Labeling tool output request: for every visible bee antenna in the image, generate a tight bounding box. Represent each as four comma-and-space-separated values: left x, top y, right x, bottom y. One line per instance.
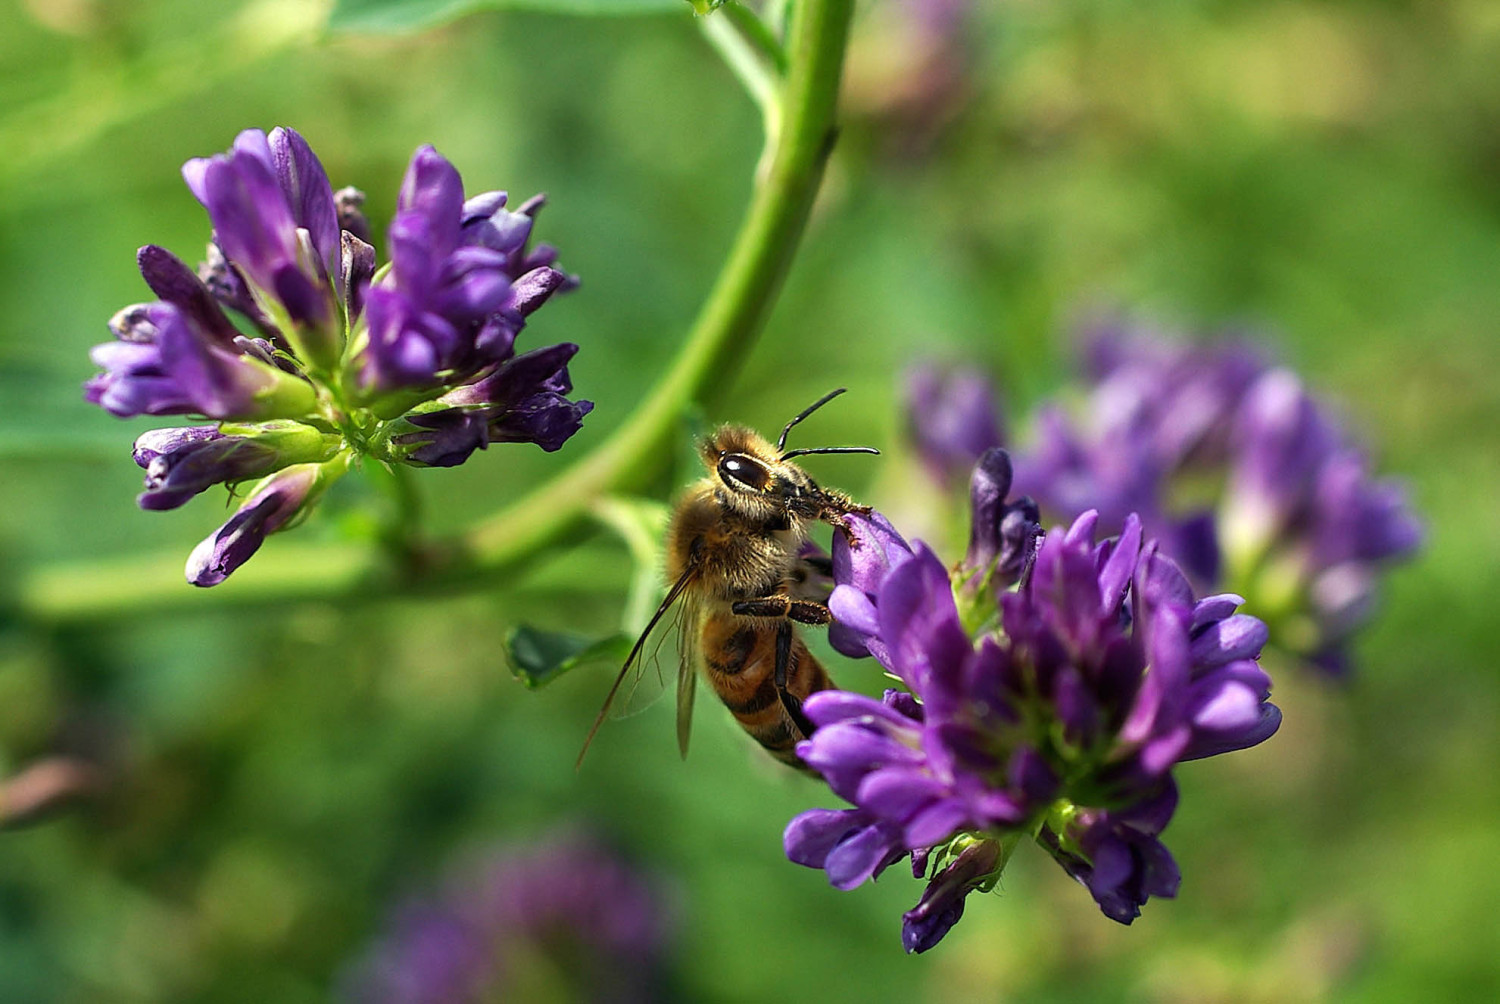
777, 388, 848, 452
780, 446, 881, 459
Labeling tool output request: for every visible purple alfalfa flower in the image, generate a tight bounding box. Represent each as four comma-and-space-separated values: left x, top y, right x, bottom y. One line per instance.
826, 511, 916, 661
182, 127, 344, 365
352, 148, 572, 406
89, 127, 592, 586
904, 363, 1004, 488
185, 455, 352, 587
340, 833, 673, 1004
901, 835, 1007, 954
388, 343, 593, 467
1038, 780, 1181, 925
788, 505, 1280, 948
85, 299, 317, 421
825, 449, 1039, 658
1010, 320, 1266, 589
132, 421, 339, 510
1009, 513, 1282, 778
1220, 369, 1423, 672
1010, 320, 1421, 674
783, 689, 926, 890
961, 447, 1042, 595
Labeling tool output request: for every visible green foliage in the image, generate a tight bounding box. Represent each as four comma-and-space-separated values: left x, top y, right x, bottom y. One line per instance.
506, 624, 631, 688
329, 0, 684, 33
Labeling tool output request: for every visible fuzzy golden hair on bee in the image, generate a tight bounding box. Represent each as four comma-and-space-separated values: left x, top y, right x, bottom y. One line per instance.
578, 388, 880, 772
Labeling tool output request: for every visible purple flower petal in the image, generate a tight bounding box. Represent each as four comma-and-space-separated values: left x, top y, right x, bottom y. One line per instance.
1189, 613, 1268, 669
878, 545, 970, 691
824, 821, 905, 891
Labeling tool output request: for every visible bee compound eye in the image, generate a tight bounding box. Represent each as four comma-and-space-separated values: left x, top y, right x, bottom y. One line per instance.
718, 454, 769, 491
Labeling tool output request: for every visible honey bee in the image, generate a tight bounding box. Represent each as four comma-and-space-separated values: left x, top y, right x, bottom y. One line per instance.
579, 389, 877, 771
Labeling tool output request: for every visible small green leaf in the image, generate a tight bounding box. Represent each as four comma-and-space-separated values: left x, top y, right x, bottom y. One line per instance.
686, 0, 727, 14
506, 625, 632, 689
329, 0, 685, 33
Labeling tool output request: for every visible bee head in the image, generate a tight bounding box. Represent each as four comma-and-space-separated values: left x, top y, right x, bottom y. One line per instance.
702, 426, 813, 519
701, 392, 880, 523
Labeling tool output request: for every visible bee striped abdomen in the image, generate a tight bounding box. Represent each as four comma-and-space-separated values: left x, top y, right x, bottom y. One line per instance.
700, 613, 834, 769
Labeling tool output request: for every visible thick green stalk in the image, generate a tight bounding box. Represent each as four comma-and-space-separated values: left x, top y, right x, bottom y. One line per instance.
14, 0, 855, 626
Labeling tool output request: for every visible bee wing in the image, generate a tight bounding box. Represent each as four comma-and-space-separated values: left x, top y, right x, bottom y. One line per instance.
675, 590, 703, 759
576, 565, 698, 771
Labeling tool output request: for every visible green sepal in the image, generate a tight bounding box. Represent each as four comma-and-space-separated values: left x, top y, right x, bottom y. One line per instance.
217, 420, 344, 465
920, 831, 1014, 894
506, 625, 633, 689
244, 358, 319, 421
250, 451, 356, 536
1041, 799, 1085, 858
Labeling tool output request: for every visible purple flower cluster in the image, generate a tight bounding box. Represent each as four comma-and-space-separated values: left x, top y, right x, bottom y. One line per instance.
341, 833, 673, 1004
85, 128, 591, 585
1218, 370, 1423, 673
787, 451, 1280, 950
904, 320, 1422, 673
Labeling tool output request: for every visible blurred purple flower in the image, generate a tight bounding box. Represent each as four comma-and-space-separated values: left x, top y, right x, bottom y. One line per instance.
788, 501, 1280, 947
843, 0, 977, 155
342, 834, 673, 1004
1013, 321, 1266, 586
919, 317, 1422, 673
1222, 370, 1422, 672
904, 363, 1003, 487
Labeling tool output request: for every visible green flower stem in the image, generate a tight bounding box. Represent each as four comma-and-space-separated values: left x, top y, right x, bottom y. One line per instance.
365, 460, 426, 564
702, 8, 783, 139
723, 1, 790, 74
703, 2, 791, 140
14, 0, 855, 626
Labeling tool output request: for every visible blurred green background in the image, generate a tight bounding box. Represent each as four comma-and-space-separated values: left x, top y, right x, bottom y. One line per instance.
1, 0, 1497, 999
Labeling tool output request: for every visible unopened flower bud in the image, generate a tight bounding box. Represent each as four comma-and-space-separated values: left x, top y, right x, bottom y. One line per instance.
133, 421, 340, 510
186, 453, 352, 586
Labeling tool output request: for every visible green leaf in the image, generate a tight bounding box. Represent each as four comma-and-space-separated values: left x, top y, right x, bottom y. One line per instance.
329, 0, 685, 33
505, 625, 632, 689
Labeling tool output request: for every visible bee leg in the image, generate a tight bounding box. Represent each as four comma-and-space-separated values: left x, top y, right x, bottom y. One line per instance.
786, 599, 832, 625
732, 596, 832, 625
773, 618, 817, 740
730, 596, 829, 739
